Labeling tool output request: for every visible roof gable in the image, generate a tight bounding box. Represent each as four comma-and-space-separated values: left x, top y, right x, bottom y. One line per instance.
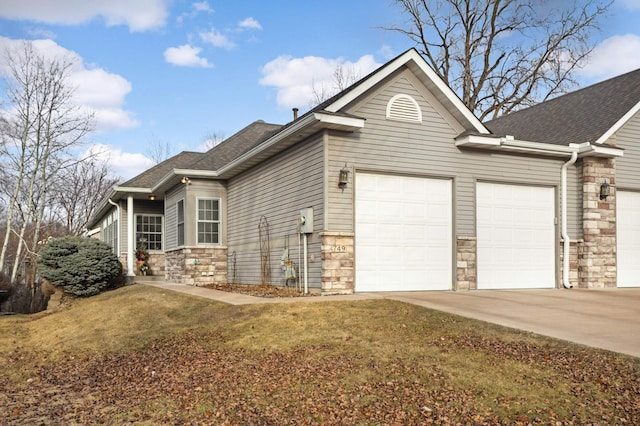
485, 68, 640, 145
320, 49, 489, 135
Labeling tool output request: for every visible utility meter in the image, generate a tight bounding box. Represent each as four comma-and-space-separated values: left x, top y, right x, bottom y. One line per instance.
299, 207, 314, 234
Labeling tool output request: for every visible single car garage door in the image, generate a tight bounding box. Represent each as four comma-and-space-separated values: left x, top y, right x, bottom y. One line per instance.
355, 173, 452, 292
617, 191, 640, 287
477, 182, 555, 289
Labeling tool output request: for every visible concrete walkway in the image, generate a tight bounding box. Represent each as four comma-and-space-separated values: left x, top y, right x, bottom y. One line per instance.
141, 281, 640, 358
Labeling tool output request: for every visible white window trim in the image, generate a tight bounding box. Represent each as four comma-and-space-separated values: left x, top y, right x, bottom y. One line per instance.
196, 197, 222, 246
135, 213, 164, 252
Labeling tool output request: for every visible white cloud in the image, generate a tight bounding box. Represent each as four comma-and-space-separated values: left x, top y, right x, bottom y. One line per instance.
193, 1, 214, 13
238, 17, 262, 30
0, 36, 138, 132
199, 28, 235, 49
259, 54, 381, 108
85, 143, 155, 181
164, 44, 213, 68
580, 34, 640, 80
0, 0, 168, 32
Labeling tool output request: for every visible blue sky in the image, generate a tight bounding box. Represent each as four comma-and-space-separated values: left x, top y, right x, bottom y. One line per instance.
1, 0, 640, 180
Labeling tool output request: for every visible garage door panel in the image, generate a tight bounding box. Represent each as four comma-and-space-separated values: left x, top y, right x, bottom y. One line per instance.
356, 173, 452, 292
618, 191, 640, 287
477, 182, 555, 289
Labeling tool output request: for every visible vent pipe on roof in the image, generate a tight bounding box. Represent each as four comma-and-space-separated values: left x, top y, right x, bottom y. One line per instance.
293, 108, 299, 120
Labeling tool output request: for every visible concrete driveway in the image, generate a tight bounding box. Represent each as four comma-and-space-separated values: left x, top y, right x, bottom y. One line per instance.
383, 288, 640, 358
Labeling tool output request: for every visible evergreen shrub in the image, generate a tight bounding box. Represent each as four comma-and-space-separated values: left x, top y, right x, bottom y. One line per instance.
37, 236, 122, 297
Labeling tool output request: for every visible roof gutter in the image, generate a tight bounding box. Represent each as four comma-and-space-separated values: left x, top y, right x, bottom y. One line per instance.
456, 135, 624, 158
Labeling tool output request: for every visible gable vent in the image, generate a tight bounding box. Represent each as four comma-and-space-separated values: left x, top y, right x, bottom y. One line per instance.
386, 94, 422, 123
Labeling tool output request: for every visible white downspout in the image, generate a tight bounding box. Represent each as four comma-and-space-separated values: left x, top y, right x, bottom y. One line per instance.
303, 233, 308, 295
127, 196, 135, 278
561, 151, 578, 289
107, 199, 121, 258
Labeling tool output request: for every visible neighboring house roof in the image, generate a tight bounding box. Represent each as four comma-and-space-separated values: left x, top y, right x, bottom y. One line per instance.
484, 68, 640, 146
120, 151, 204, 188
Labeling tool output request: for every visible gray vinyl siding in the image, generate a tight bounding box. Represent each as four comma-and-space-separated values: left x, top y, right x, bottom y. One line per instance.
329, 69, 580, 236
616, 112, 640, 190
227, 135, 324, 287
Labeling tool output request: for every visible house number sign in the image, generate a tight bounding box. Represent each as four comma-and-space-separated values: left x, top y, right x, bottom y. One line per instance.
331, 246, 347, 252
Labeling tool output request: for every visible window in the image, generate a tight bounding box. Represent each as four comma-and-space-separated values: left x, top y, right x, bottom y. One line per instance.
102, 209, 118, 254
177, 200, 184, 246
136, 214, 163, 250
197, 198, 220, 244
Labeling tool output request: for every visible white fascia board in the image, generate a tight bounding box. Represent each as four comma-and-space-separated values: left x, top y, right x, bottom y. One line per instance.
457, 134, 577, 156
113, 186, 152, 194
501, 139, 576, 155
455, 134, 502, 147
86, 227, 100, 236
573, 142, 624, 158
151, 169, 219, 193
313, 112, 365, 128
325, 49, 489, 135
595, 100, 640, 145
217, 113, 318, 176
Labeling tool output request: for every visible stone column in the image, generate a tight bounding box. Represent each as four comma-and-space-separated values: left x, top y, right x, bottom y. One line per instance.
320, 231, 354, 294
579, 157, 616, 288
456, 236, 477, 290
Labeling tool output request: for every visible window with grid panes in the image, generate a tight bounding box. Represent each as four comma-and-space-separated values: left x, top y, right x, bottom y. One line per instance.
197, 198, 220, 244
135, 214, 163, 250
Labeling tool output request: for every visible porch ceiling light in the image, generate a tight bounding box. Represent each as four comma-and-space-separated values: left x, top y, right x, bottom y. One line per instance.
338, 164, 349, 188
149, 194, 156, 201
599, 182, 610, 200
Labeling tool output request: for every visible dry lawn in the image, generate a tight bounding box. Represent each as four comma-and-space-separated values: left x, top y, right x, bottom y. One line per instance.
0, 284, 638, 425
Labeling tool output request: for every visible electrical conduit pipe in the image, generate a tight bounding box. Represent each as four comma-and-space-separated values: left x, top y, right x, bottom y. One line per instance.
561, 151, 578, 289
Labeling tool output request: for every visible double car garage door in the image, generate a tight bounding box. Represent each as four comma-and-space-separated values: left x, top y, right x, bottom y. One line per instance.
355, 174, 556, 291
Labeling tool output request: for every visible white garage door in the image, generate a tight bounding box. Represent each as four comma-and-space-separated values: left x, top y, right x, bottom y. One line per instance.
618, 191, 640, 287
477, 182, 555, 289
355, 173, 452, 292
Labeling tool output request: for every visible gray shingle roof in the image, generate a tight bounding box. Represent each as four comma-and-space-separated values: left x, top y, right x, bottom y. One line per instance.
189, 120, 282, 171
120, 151, 204, 188
484, 68, 640, 145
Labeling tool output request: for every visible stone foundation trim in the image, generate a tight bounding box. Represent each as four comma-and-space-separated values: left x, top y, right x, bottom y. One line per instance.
165, 246, 228, 286
456, 236, 477, 290
320, 231, 354, 295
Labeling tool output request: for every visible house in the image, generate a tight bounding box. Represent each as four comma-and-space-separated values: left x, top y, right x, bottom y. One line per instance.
87, 48, 639, 293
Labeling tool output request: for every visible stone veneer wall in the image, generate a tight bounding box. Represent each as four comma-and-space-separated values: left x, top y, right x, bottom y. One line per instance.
147, 254, 165, 276
579, 157, 616, 288
165, 247, 227, 286
320, 232, 354, 294
456, 236, 476, 290
559, 239, 580, 287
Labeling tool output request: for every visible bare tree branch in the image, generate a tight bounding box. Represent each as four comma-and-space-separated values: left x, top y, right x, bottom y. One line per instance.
385, 0, 612, 120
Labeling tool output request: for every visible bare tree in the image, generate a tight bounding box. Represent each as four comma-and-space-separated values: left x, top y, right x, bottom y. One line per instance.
311, 63, 362, 105
52, 159, 119, 235
146, 132, 175, 164
386, 0, 612, 120
0, 41, 93, 281
201, 130, 225, 151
